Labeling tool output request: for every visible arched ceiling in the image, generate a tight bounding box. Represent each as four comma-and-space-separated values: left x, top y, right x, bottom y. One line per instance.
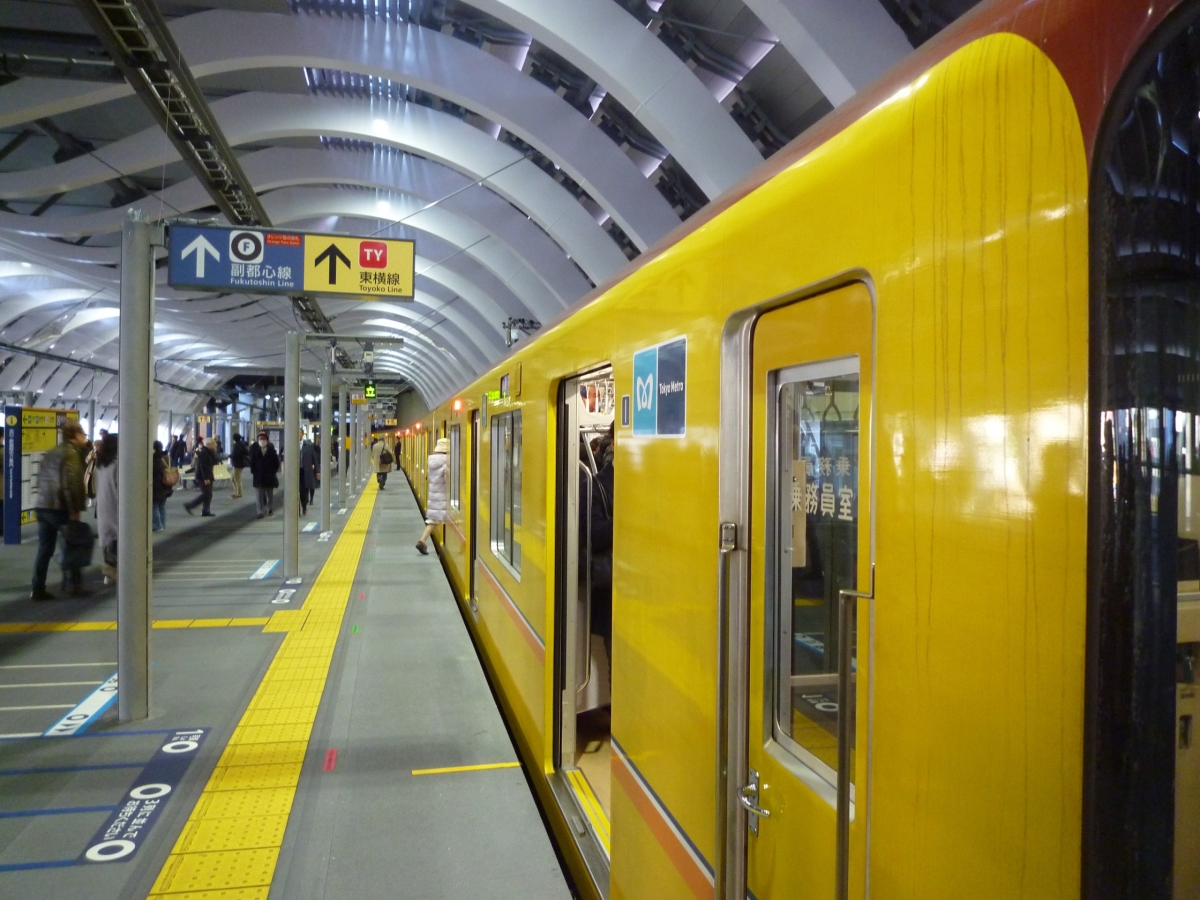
0, 0, 981, 414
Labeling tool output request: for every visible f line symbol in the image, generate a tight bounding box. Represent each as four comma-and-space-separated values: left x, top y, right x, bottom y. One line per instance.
181, 234, 219, 278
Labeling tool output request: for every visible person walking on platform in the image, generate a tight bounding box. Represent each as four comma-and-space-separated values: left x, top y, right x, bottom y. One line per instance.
152, 440, 172, 532
229, 433, 248, 499
298, 435, 318, 516
30, 420, 90, 600
415, 436, 450, 555
184, 438, 216, 517
371, 436, 393, 490
94, 433, 119, 587
249, 431, 280, 519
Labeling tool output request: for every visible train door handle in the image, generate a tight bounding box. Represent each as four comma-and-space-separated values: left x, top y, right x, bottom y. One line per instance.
739, 769, 769, 835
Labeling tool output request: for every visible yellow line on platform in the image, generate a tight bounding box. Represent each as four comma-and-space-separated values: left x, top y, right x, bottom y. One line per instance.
410, 761, 521, 776
0, 618, 271, 633
148, 483, 378, 898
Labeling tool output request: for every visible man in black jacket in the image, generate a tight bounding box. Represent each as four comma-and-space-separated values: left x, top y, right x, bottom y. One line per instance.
229, 434, 249, 499
248, 431, 280, 519
184, 438, 216, 516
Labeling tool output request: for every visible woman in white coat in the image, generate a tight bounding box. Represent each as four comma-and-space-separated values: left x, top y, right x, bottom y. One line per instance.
415, 436, 450, 555
94, 432, 119, 586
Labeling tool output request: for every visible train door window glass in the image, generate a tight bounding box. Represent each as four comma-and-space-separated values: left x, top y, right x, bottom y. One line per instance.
491, 411, 522, 573
772, 365, 859, 785
450, 424, 462, 510
1091, 15, 1200, 897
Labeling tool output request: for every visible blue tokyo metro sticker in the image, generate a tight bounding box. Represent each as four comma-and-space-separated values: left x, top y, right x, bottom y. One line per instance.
632, 337, 686, 437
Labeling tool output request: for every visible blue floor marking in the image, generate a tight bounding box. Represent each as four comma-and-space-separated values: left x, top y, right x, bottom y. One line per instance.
75, 729, 177, 738
0, 805, 116, 819
0, 859, 77, 872
0, 763, 142, 777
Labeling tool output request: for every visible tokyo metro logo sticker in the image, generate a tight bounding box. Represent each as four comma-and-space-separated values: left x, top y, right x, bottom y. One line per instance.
632, 336, 686, 438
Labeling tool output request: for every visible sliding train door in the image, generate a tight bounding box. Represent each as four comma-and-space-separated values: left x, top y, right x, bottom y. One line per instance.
725, 282, 874, 900
553, 367, 616, 893
469, 409, 480, 610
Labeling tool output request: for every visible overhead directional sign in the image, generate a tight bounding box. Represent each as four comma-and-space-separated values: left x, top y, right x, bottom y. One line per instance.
167, 225, 414, 299
304, 235, 414, 297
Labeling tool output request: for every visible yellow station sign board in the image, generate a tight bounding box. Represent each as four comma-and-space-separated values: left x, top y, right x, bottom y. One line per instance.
304, 236, 414, 299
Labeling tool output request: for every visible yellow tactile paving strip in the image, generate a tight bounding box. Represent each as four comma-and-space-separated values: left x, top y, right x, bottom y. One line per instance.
148, 483, 378, 898
0, 618, 270, 633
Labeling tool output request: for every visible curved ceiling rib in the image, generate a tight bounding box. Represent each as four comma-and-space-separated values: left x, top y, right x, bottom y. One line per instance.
742, 0, 910, 104
0, 92, 627, 285
467, 0, 763, 199
0, 10, 678, 251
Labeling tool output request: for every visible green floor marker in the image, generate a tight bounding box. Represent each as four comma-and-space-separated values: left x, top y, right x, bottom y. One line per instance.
351, 625, 360, 634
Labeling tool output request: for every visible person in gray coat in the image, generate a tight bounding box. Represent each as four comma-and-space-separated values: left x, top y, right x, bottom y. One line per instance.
415, 437, 450, 555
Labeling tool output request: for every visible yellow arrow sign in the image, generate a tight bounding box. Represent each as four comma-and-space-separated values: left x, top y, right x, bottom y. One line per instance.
303, 236, 414, 298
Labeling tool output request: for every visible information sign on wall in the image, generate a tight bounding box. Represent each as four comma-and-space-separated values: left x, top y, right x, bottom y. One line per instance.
3, 406, 81, 543
632, 337, 686, 437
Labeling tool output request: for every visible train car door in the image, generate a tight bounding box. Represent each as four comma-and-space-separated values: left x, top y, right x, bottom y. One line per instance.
469, 409, 480, 608
720, 281, 873, 900
553, 367, 616, 891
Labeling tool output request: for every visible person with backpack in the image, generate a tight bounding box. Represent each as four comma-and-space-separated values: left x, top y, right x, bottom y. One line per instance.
152, 440, 174, 531
229, 433, 249, 499
371, 436, 393, 489
31, 420, 91, 600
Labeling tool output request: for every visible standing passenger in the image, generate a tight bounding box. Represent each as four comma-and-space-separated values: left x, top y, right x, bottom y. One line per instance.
184, 438, 216, 516
414, 437, 450, 555
229, 433, 248, 499
169, 434, 187, 469
249, 431, 280, 519
94, 433, 119, 586
30, 421, 89, 600
298, 435, 318, 516
152, 440, 171, 531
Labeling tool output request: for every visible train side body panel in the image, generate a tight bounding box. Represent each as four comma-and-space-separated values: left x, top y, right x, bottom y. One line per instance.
402, 29, 1089, 900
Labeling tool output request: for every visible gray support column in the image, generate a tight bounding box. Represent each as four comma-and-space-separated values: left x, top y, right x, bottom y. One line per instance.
283, 331, 300, 581
339, 384, 349, 507
167, 409, 173, 444
87, 398, 96, 442
320, 356, 332, 532
117, 210, 155, 722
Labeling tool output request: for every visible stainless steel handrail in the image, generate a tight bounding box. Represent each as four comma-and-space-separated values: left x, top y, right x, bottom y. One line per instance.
835, 580, 871, 900
577, 460, 595, 695
715, 521, 737, 898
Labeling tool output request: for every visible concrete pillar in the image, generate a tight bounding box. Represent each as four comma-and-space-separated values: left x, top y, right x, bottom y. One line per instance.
117, 210, 155, 722
283, 332, 300, 581
320, 356, 332, 532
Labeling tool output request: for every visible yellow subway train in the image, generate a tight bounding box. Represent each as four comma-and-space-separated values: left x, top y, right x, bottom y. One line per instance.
397, 1, 1200, 897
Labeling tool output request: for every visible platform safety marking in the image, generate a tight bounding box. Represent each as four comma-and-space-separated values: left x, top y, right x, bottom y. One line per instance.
249, 560, 280, 580
147, 482, 379, 898
302, 522, 319, 533
271, 589, 296, 605
318, 531, 333, 542
80, 729, 207, 865
44, 672, 118, 737
410, 761, 520, 776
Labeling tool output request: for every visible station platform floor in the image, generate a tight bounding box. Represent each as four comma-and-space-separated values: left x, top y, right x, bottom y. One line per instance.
0, 476, 572, 899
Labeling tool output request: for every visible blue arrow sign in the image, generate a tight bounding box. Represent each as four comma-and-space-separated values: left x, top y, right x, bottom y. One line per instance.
168, 225, 305, 294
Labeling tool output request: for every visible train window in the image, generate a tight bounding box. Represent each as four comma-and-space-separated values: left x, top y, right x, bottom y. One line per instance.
449, 424, 461, 510
1091, 12, 1200, 897
491, 411, 522, 573
772, 364, 859, 785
